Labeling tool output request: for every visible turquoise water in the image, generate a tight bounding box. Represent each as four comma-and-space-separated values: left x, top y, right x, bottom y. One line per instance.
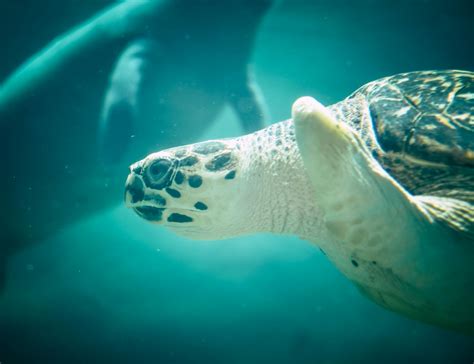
1, 1, 473, 363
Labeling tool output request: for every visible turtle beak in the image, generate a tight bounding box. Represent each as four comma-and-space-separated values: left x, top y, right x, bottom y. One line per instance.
124, 172, 145, 206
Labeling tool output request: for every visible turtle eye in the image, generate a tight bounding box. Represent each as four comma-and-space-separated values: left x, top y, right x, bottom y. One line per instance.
145, 159, 173, 188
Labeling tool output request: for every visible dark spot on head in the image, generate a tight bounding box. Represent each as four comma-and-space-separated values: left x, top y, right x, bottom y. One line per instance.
167, 213, 193, 223
192, 141, 225, 155
132, 165, 142, 174
144, 159, 175, 189
351, 259, 359, 267
135, 206, 164, 222
194, 201, 208, 210
174, 171, 184, 185
180, 156, 198, 167
224, 170, 236, 180
150, 162, 163, 175
143, 159, 173, 189
188, 175, 202, 188
144, 193, 166, 207
166, 188, 181, 198
206, 152, 232, 171
125, 174, 145, 203
372, 261, 377, 265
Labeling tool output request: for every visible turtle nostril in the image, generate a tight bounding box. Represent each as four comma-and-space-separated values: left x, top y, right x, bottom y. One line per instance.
132, 165, 143, 174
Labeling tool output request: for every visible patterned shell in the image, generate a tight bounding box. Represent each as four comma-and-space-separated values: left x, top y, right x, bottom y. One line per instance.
360, 70, 473, 167
334, 70, 474, 204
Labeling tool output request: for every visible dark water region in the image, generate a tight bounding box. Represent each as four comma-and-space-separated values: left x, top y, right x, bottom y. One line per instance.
1, 0, 473, 363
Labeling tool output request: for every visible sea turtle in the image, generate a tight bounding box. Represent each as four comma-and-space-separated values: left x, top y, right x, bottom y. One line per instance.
0, 0, 271, 291
125, 70, 474, 334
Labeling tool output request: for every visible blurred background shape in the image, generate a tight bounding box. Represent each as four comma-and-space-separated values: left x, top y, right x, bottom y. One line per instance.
0, 0, 473, 363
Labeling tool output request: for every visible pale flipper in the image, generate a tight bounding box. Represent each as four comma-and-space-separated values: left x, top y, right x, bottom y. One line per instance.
291, 96, 430, 246
291, 97, 473, 245
292, 96, 474, 333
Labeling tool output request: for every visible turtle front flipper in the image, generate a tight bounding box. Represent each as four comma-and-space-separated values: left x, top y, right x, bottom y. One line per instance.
99, 38, 162, 164
291, 96, 438, 265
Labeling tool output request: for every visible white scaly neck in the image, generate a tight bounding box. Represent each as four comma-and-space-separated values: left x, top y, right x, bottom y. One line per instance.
234, 119, 324, 240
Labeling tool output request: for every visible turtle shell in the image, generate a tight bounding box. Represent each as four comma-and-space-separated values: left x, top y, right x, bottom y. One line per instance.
358, 70, 474, 168
329, 70, 474, 204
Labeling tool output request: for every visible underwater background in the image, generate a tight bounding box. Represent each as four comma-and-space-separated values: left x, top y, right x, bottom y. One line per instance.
0, 0, 473, 363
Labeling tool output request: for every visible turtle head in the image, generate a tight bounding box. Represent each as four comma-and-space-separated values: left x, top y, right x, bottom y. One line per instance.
125, 121, 320, 241
125, 139, 243, 240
